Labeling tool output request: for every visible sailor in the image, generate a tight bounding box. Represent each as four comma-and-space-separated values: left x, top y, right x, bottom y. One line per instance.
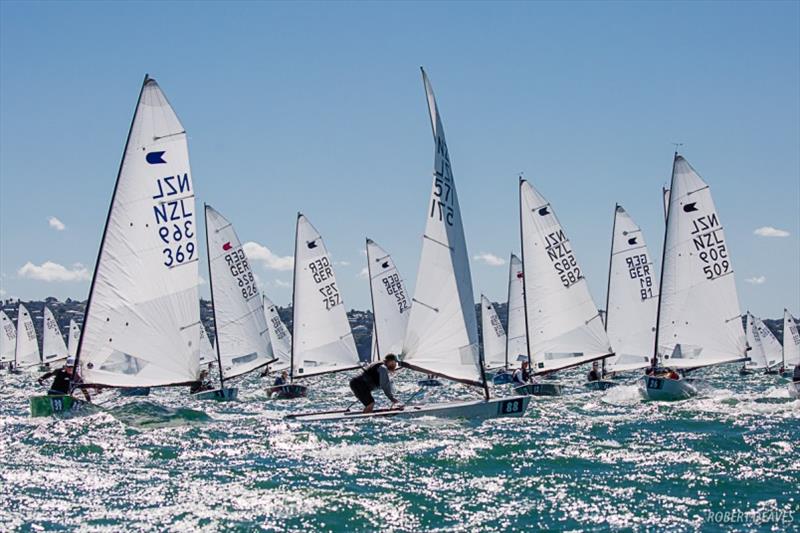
190, 368, 213, 394
349, 353, 401, 413
512, 361, 531, 385
37, 357, 91, 401
793, 364, 800, 383
273, 370, 288, 387
587, 361, 601, 382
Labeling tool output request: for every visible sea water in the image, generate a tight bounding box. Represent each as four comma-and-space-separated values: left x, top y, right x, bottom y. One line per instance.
0, 364, 797, 531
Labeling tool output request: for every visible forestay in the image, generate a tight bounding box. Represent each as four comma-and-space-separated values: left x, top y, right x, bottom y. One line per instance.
505, 254, 527, 369
366, 239, 411, 360
42, 306, 69, 365
657, 155, 746, 369
76, 77, 201, 387
402, 69, 482, 387
783, 309, 800, 368
480, 295, 507, 370
605, 206, 657, 373
292, 214, 360, 378
263, 294, 291, 371
0, 311, 16, 364
205, 205, 274, 380
15, 304, 40, 369
67, 320, 81, 358
519, 180, 612, 374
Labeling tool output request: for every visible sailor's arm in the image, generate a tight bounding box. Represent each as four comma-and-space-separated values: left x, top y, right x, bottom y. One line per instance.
37, 370, 57, 385
378, 366, 398, 403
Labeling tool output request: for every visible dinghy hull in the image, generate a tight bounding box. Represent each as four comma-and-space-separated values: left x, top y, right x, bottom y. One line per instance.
286, 396, 531, 422
584, 380, 618, 391
30, 395, 85, 417
638, 375, 697, 401
120, 387, 151, 397
270, 384, 308, 400
514, 383, 563, 396
193, 387, 238, 401
491, 372, 513, 385
417, 378, 442, 387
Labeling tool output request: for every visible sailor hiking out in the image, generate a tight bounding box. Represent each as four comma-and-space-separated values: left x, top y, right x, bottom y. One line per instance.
349, 354, 402, 413
38, 356, 90, 401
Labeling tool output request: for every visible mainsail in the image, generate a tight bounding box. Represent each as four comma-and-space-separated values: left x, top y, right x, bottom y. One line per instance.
754, 315, 782, 370
0, 311, 16, 364
205, 205, 274, 381
366, 238, 411, 359
745, 312, 769, 370
42, 306, 69, 365
505, 253, 527, 368
480, 295, 507, 370
604, 205, 657, 372
76, 76, 201, 387
263, 294, 291, 371
656, 155, 747, 369
15, 303, 40, 368
783, 309, 800, 368
519, 180, 612, 374
198, 324, 214, 368
67, 319, 81, 358
291, 214, 360, 378
402, 68, 482, 388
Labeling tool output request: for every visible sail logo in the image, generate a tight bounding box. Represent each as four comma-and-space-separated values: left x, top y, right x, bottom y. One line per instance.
146, 151, 167, 164
538, 207, 550, 216
628, 237, 638, 245
683, 202, 699, 212
222, 242, 232, 251
307, 240, 318, 249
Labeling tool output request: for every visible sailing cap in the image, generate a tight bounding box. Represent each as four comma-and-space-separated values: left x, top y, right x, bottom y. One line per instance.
65, 356, 76, 366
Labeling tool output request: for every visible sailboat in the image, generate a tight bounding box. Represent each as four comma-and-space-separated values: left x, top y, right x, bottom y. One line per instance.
198, 323, 215, 369
288, 69, 529, 421
490, 253, 527, 385
516, 179, 614, 396
741, 312, 781, 375
279, 213, 362, 400
0, 310, 16, 370
263, 294, 291, 372
42, 306, 69, 368
15, 303, 41, 371
640, 154, 748, 401
31, 76, 205, 416
781, 309, 799, 379
481, 295, 507, 375
597, 205, 658, 388
67, 319, 81, 358
200, 204, 277, 400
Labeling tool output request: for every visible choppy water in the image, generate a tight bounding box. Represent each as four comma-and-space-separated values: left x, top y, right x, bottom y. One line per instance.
1, 365, 798, 531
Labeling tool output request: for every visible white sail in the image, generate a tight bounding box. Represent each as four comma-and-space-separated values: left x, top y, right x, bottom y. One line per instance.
520, 180, 612, 374
42, 306, 68, 365
402, 69, 482, 387
291, 214, 360, 378
263, 294, 291, 371
657, 155, 746, 369
205, 205, 274, 380
67, 319, 81, 358
15, 303, 40, 368
604, 206, 657, 373
77, 77, 201, 387
753, 315, 782, 369
366, 239, 411, 359
198, 325, 214, 367
480, 295, 507, 370
0, 311, 16, 364
506, 253, 527, 368
745, 312, 769, 370
783, 309, 800, 368
662, 187, 671, 221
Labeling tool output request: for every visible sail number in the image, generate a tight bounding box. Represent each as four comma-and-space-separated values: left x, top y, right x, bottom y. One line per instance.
690, 213, 730, 280
309, 257, 341, 311
152, 173, 196, 268
225, 248, 258, 299
499, 399, 522, 414
490, 313, 504, 338
24, 321, 36, 341
430, 136, 455, 226
381, 273, 410, 314
270, 316, 287, 340
626, 253, 654, 300
545, 230, 582, 288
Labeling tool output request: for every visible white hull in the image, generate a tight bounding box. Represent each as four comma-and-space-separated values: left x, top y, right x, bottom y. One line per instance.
638, 375, 697, 401
285, 396, 531, 422
193, 387, 238, 401
789, 382, 800, 399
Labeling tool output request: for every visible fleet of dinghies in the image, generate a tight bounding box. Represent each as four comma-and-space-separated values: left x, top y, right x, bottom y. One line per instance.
6, 70, 797, 418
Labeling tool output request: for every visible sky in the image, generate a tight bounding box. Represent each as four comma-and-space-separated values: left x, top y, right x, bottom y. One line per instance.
0, 1, 798, 319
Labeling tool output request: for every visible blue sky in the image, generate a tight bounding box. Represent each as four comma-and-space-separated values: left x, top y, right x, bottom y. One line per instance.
1, 1, 798, 318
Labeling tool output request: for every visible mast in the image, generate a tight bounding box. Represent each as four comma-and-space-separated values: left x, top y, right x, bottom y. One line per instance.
73, 74, 149, 373
602, 204, 618, 377
518, 177, 533, 370
365, 238, 381, 361
652, 152, 679, 365
289, 212, 301, 382
503, 253, 513, 369
204, 204, 226, 387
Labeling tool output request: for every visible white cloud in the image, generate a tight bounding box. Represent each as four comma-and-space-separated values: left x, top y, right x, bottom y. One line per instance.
242, 242, 293, 271
753, 226, 790, 238
358, 267, 369, 279
335, 260, 351, 267
473, 252, 506, 267
48, 216, 66, 231
274, 279, 292, 288
18, 261, 90, 282
745, 276, 766, 285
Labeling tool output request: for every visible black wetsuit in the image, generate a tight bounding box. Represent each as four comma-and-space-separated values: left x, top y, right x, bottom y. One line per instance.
512, 367, 530, 385
349, 363, 397, 407
587, 369, 601, 382
41, 369, 71, 395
